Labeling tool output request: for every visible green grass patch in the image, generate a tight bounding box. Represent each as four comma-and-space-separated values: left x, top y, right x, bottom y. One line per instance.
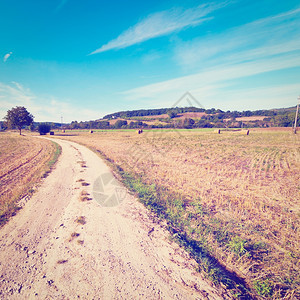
48, 141, 62, 167
118, 170, 252, 299
253, 279, 273, 298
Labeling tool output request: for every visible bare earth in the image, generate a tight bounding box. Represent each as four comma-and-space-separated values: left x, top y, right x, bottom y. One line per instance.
0, 138, 225, 299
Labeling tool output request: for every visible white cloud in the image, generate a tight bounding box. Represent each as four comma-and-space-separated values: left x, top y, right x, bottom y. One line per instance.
119, 6, 300, 110
0, 81, 100, 122
90, 2, 230, 55
3, 52, 12, 63
141, 51, 161, 64
121, 52, 300, 110
174, 7, 300, 69
56, 0, 68, 12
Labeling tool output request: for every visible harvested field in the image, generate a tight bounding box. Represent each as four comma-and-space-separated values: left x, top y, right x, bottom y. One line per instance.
108, 118, 127, 125
236, 116, 268, 121
132, 114, 169, 119
174, 112, 207, 119
0, 132, 60, 225
53, 129, 300, 298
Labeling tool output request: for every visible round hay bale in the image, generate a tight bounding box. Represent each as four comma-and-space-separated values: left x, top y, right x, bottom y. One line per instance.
241, 129, 249, 135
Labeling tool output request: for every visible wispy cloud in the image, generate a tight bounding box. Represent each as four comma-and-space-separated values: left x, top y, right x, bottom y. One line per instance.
174, 7, 300, 69
119, 7, 300, 110
55, 0, 68, 12
121, 52, 300, 110
90, 2, 230, 55
3, 52, 12, 63
0, 81, 99, 122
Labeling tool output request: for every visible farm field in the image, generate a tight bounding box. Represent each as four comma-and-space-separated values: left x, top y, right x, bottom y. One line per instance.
0, 132, 60, 225
53, 128, 300, 298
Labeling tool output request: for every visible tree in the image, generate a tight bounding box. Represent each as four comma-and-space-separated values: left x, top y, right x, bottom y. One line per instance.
114, 120, 127, 129
70, 121, 79, 129
183, 118, 195, 129
30, 123, 36, 131
167, 110, 178, 119
38, 123, 51, 135
4, 106, 34, 135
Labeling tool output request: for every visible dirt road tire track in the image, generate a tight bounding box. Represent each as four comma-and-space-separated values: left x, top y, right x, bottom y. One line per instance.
0, 137, 225, 299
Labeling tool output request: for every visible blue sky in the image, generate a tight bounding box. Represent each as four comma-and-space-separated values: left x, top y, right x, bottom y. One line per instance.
0, 0, 299, 122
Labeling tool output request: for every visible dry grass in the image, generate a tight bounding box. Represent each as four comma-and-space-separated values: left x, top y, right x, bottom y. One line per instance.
236, 116, 267, 121
53, 129, 300, 298
0, 132, 60, 226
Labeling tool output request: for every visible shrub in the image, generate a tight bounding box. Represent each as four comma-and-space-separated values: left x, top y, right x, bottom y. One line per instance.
38, 123, 51, 135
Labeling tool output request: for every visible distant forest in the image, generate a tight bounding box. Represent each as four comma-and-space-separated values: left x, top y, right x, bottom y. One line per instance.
0, 106, 298, 131
66, 106, 297, 129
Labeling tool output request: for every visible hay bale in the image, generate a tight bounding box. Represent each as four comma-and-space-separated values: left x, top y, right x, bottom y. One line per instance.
241, 129, 249, 135
214, 129, 221, 134
90, 130, 93, 133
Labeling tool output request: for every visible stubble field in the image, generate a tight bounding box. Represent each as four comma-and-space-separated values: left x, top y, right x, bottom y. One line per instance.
0, 132, 60, 225
52, 128, 299, 298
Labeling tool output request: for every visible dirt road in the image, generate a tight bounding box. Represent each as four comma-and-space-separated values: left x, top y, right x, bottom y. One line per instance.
0, 138, 225, 299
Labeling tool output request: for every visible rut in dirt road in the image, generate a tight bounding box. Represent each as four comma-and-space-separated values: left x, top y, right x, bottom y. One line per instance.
0, 137, 226, 299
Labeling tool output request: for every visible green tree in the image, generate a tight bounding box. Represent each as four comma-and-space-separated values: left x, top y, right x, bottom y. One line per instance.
183, 118, 195, 129
4, 106, 34, 135
114, 120, 127, 129
167, 110, 178, 119
38, 123, 51, 135
30, 123, 36, 131
70, 121, 79, 129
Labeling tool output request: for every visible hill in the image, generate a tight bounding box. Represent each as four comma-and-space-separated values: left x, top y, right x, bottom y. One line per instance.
66, 106, 297, 130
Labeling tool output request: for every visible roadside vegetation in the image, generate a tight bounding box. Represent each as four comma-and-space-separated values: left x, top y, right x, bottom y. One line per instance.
0, 132, 61, 226
54, 129, 299, 299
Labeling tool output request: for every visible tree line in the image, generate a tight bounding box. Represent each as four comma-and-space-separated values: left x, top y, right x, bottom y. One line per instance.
69, 106, 297, 129
103, 106, 279, 120
1, 105, 298, 133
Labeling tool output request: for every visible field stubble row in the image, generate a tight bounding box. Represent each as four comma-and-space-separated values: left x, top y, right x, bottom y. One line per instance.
52, 129, 299, 298
0, 133, 60, 224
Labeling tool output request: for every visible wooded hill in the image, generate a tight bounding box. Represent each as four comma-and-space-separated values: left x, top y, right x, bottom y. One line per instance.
67, 106, 298, 129
1, 106, 297, 131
